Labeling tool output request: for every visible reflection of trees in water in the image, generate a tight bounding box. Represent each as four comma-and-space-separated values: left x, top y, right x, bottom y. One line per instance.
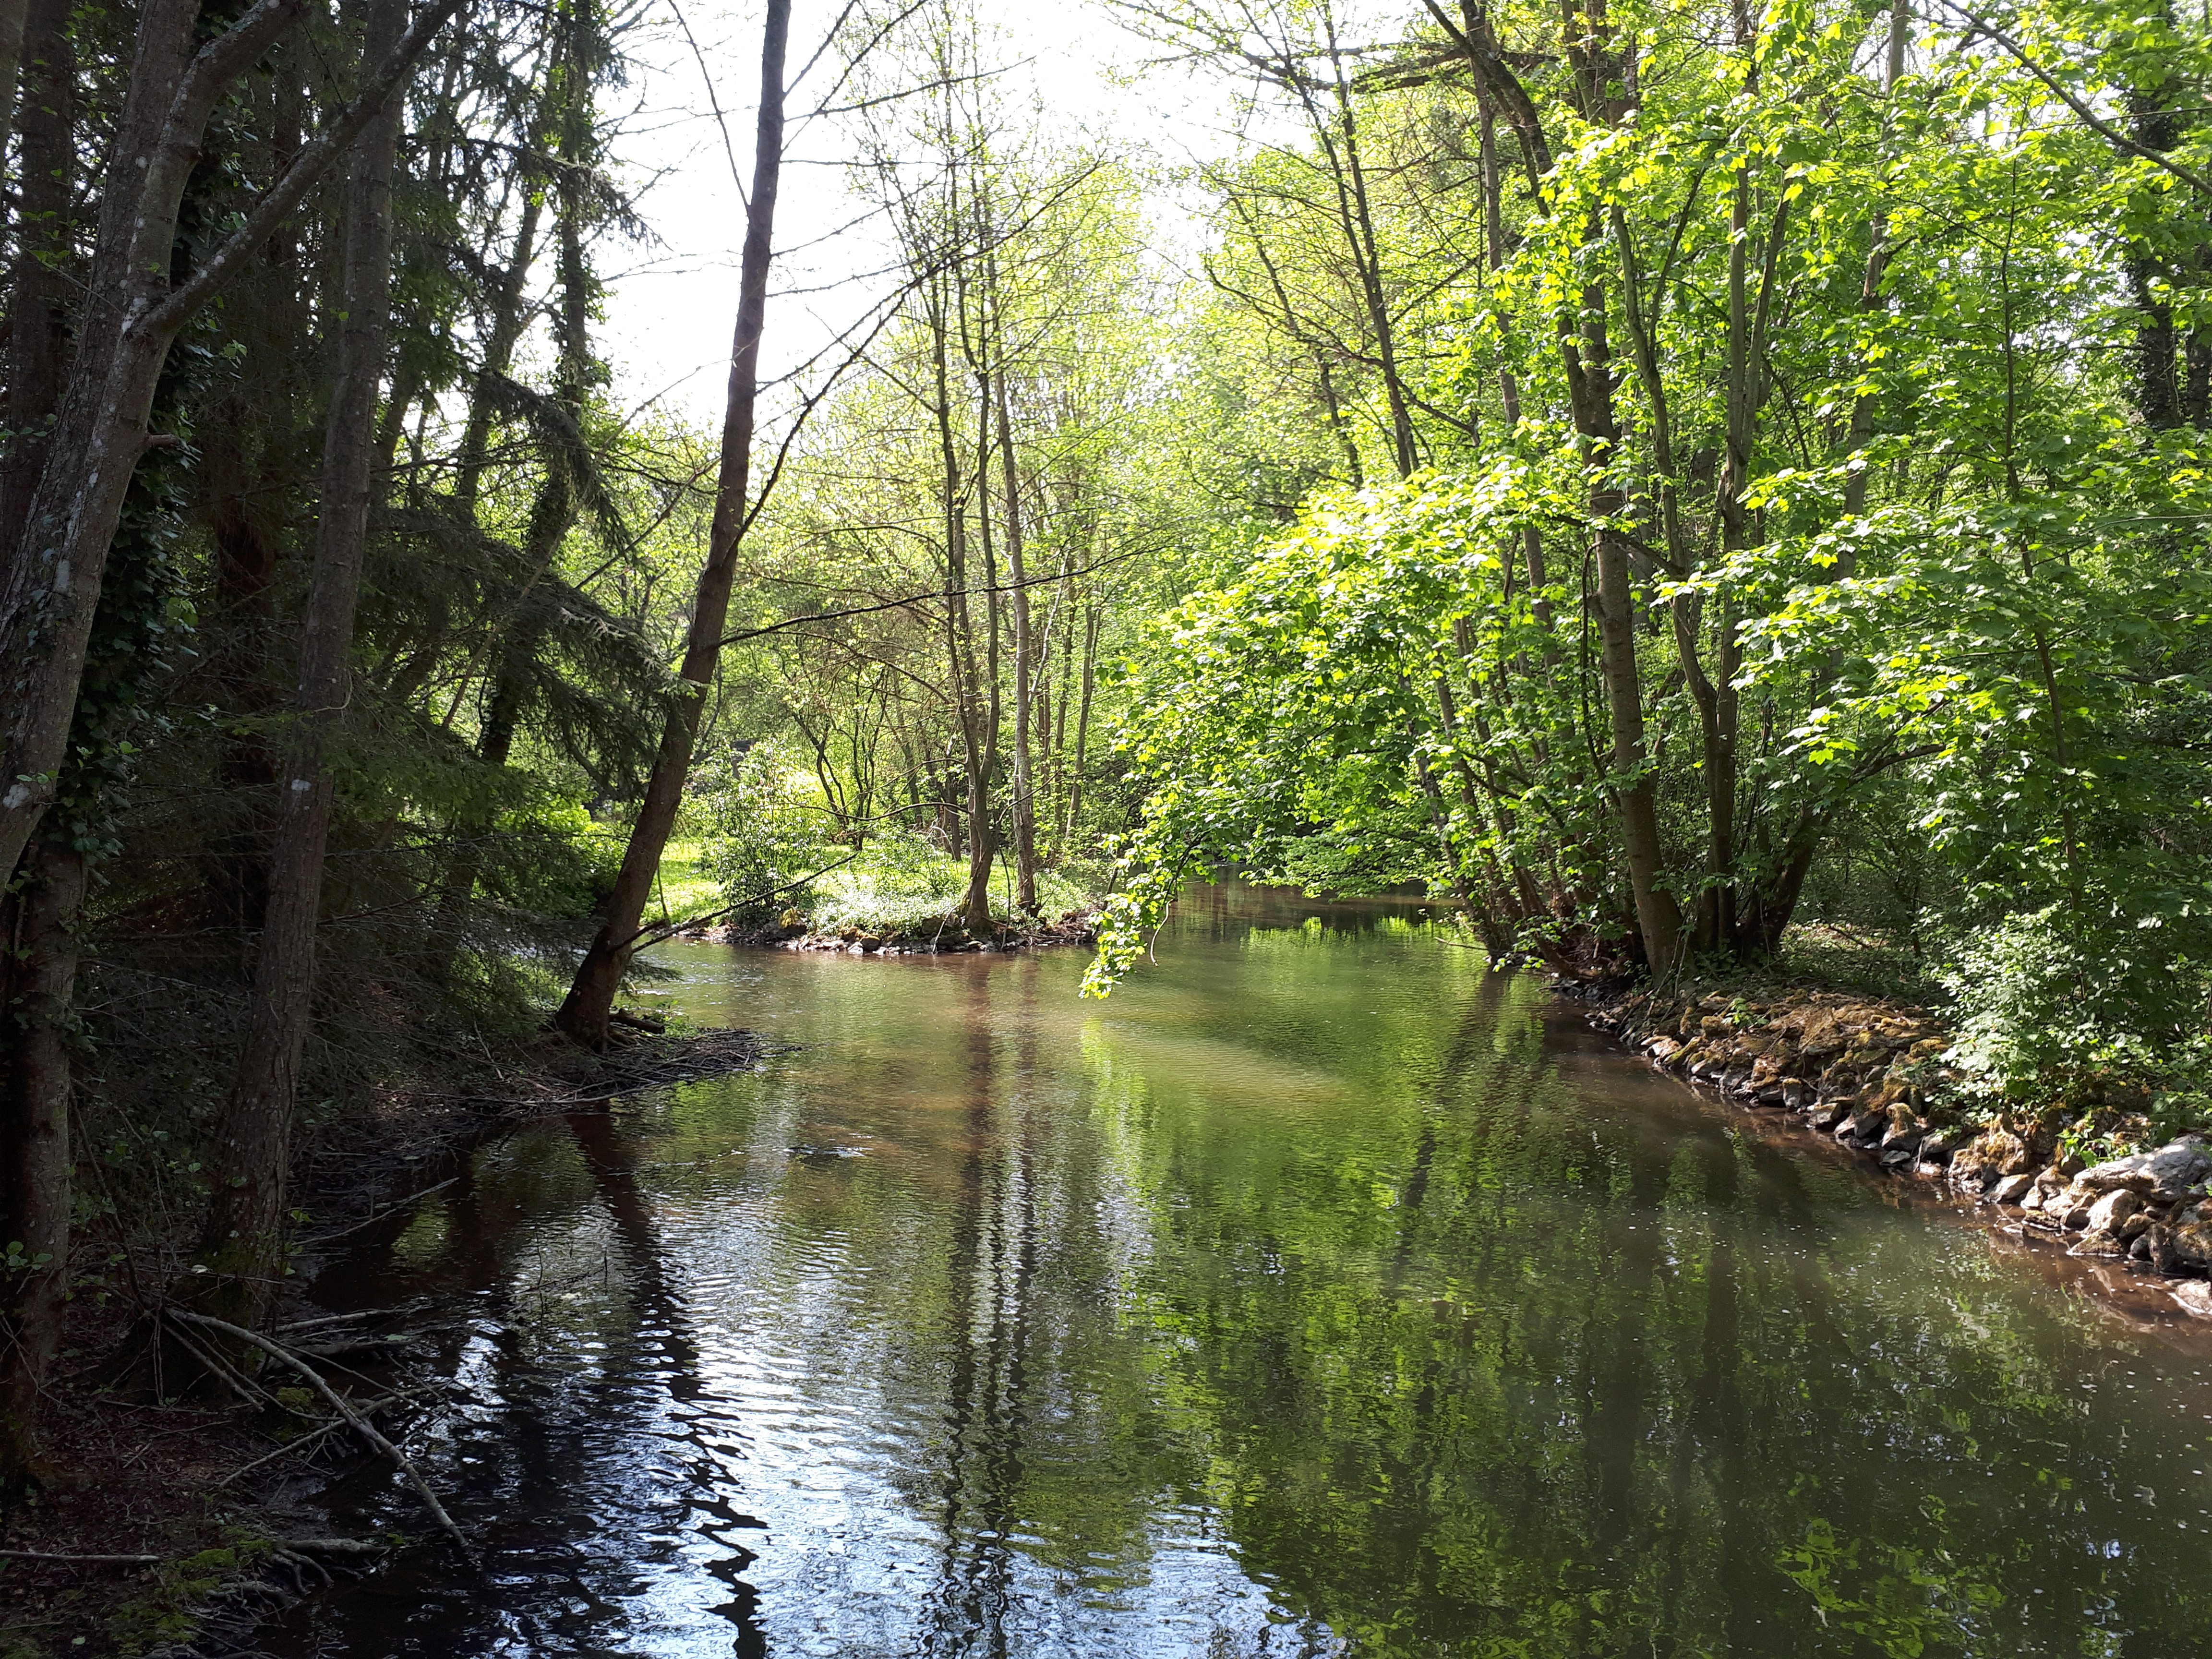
561, 1108, 772, 1654
1128, 974, 2212, 1657
920, 962, 1041, 1658
281, 1102, 740, 1653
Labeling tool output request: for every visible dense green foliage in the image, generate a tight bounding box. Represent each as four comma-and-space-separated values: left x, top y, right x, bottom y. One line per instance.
1081, 0, 2212, 1121
5, 0, 2212, 1519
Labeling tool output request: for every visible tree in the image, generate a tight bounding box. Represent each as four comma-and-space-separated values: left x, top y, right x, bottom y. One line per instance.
556, 0, 791, 1047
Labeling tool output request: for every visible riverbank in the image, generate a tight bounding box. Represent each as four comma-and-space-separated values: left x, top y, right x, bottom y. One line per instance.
1582, 980, 2212, 1301
680, 906, 1099, 955
0, 1026, 769, 1659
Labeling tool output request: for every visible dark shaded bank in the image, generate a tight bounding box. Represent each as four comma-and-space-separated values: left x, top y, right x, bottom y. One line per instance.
1580, 982, 2212, 1314
0, 1027, 768, 1658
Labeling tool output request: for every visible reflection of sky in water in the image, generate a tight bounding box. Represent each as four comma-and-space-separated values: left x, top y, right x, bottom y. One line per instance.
269, 886, 2212, 1658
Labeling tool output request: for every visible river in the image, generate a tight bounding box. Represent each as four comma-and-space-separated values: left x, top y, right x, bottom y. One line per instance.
266, 883, 2212, 1656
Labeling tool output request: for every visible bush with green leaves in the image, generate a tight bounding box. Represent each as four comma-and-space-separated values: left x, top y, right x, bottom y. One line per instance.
1938, 907, 2212, 1105
697, 745, 836, 924
478, 798, 627, 920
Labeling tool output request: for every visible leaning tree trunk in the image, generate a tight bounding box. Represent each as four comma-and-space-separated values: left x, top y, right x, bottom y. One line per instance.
191, 0, 408, 1328
0, 840, 86, 1509
556, 0, 789, 1048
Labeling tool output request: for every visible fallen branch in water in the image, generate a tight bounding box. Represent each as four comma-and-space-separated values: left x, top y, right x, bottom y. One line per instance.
168, 1309, 479, 1568
0, 1550, 158, 1565
217, 1384, 435, 1487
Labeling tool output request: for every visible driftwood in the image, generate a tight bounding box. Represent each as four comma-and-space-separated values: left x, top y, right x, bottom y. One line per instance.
276, 1537, 387, 1555
0, 1550, 158, 1565
168, 1309, 479, 1568
217, 1384, 433, 1487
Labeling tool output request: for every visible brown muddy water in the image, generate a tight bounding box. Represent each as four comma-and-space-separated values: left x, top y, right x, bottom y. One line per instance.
264, 883, 2212, 1657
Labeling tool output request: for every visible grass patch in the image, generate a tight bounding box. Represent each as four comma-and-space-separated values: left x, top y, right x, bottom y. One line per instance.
649, 838, 721, 921
805, 849, 1100, 937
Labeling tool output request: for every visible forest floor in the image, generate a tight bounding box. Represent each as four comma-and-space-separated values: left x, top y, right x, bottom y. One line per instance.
0, 1024, 772, 1659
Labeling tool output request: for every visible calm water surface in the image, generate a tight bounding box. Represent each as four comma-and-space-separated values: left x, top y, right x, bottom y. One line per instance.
269, 885, 2212, 1657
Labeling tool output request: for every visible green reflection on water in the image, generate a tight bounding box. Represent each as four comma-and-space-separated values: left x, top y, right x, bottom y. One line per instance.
293, 885, 2212, 1658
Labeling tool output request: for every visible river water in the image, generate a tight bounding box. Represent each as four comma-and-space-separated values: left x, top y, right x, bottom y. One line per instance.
268, 884, 2212, 1657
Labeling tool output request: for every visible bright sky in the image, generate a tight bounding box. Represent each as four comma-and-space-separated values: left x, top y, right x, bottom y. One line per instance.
591, 0, 1272, 427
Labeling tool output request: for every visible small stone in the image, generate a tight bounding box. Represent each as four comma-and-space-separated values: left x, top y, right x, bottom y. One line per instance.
2088, 1189, 2143, 1233
2075, 1153, 2156, 1196
2062, 1202, 2095, 1232
2166, 1221, 2212, 1271
2119, 1212, 2153, 1241
1780, 1080, 1809, 1110
2170, 1281, 2212, 1320
1987, 1172, 2034, 1205
2130, 1233, 2153, 1260
2148, 1224, 2184, 1273
2146, 1142, 2212, 1199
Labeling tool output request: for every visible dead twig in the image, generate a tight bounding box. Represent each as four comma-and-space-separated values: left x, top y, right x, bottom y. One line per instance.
306, 1178, 459, 1245
216, 1385, 433, 1487
168, 1309, 479, 1568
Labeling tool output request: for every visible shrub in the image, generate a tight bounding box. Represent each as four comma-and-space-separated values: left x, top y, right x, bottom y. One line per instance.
1938, 906, 2212, 1103
697, 745, 834, 923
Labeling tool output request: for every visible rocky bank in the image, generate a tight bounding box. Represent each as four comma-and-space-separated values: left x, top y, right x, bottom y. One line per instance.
1585, 986, 2212, 1291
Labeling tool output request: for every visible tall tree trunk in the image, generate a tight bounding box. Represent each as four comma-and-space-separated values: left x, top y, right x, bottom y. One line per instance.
192, 0, 408, 1326
1840, 0, 1910, 522
962, 266, 1005, 932
201, 64, 307, 947
2125, 0, 2185, 428
0, 0, 72, 582
1066, 605, 1097, 842
0, 0, 459, 889
0, 841, 86, 1509
0, 0, 28, 168
556, 0, 788, 1046
428, 2, 595, 977
927, 263, 995, 932
1561, 1, 1682, 973
995, 367, 1037, 914
0, 3, 84, 1492
1325, 43, 1419, 475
